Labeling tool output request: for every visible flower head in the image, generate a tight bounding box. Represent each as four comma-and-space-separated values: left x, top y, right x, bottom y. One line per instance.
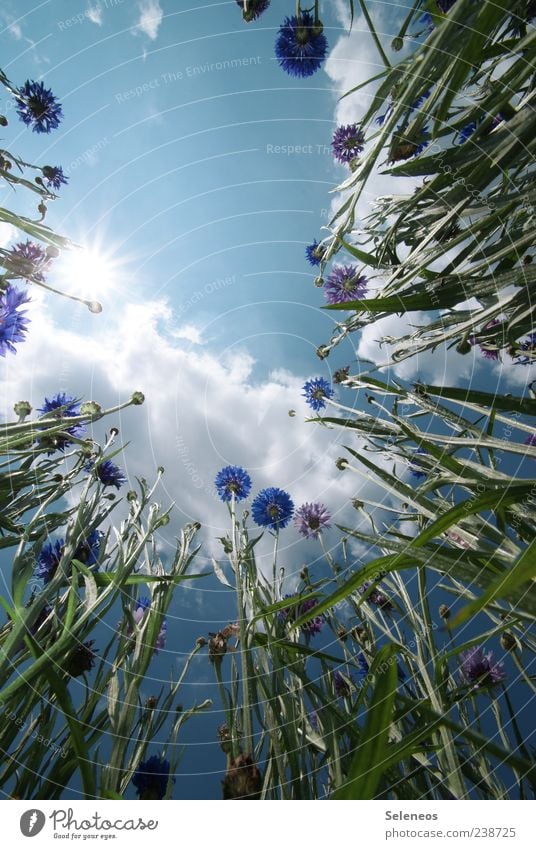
275, 12, 328, 78
468, 318, 503, 361
6, 240, 50, 281
235, 0, 270, 22
459, 646, 505, 688
222, 753, 262, 800
294, 502, 331, 538
36, 539, 64, 584
359, 582, 393, 610
42, 165, 68, 190
132, 755, 173, 800
302, 376, 333, 411
513, 332, 536, 365
0, 285, 30, 357
409, 448, 428, 479
324, 265, 368, 305
456, 121, 477, 144
331, 123, 365, 165
525, 433, 536, 448
90, 459, 126, 489
215, 465, 252, 502
305, 239, 327, 266
251, 487, 294, 530
64, 640, 97, 677
38, 393, 85, 452
15, 80, 63, 134
333, 670, 351, 698
73, 530, 103, 567
280, 594, 325, 636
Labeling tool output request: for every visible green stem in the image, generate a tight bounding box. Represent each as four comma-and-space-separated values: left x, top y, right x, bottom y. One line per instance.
357, 0, 391, 69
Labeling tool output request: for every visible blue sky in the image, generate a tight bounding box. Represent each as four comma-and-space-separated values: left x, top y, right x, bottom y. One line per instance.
1, 0, 535, 799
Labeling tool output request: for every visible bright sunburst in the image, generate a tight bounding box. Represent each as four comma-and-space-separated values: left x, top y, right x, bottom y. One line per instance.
55, 243, 120, 303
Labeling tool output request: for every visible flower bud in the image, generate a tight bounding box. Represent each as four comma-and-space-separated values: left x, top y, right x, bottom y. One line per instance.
314, 276, 324, 288
80, 401, 102, 417
131, 391, 145, 405
336, 457, 348, 471
439, 604, 450, 620
88, 301, 102, 313
391, 36, 404, 51
196, 636, 207, 648
288, 409, 296, 417
45, 245, 60, 258
144, 696, 158, 710
14, 400, 32, 419
500, 632, 517, 652
127, 490, 138, 501
316, 345, 329, 360
0, 115, 7, 126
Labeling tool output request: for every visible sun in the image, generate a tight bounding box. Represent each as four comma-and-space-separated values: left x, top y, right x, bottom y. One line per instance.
55, 243, 120, 303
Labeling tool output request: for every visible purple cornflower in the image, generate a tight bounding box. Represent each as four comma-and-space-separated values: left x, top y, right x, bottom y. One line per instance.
215, 465, 252, 502
42, 165, 68, 190
305, 239, 326, 266
89, 459, 126, 489
513, 332, 536, 365
7, 240, 50, 281
459, 646, 505, 688
15, 79, 63, 134
128, 597, 167, 651
0, 285, 30, 356
236, 0, 270, 21
302, 377, 333, 411
331, 123, 365, 165
38, 392, 85, 452
251, 487, 294, 530
468, 318, 503, 361
294, 502, 331, 538
132, 755, 173, 800
333, 670, 351, 698
275, 12, 328, 78
359, 582, 393, 610
524, 433, 536, 449
280, 594, 325, 637
324, 265, 368, 305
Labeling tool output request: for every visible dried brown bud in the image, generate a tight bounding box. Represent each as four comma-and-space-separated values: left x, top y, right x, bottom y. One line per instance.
196, 636, 207, 648
336, 626, 348, 642
144, 696, 158, 710
500, 632, 517, 652
439, 604, 450, 620
222, 753, 262, 800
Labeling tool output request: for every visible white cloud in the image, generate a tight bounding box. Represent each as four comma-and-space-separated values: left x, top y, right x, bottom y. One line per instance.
87, 5, 103, 26
1, 295, 392, 576
172, 323, 204, 345
133, 0, 163, 41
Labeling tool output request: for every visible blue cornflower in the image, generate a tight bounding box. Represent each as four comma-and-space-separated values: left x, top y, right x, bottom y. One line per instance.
38, 393, 85, 452
302, 377, 333, 411
357, 652, 369, 678
89, 459, 127, 489
251, 487, 294, 530
418, 12, 434, 33
409, 448, 428, 479
35, 539, 64, 584
305, 240, 326, 266
0, 285, 30, 357
513, 332, 536, 365
73, 530, 103, 567
324, 265, 368, 305
456, 121, 477, 144
15, 80, 63, 134
525, 433, 536, 449
275, 12, 328, 78
42, 165, 68, 190
236, 0, 270, 21
333, 670, 351, 698
133, 755, 173, 800
215, 465, 252, 502
7, 240, 50, 281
